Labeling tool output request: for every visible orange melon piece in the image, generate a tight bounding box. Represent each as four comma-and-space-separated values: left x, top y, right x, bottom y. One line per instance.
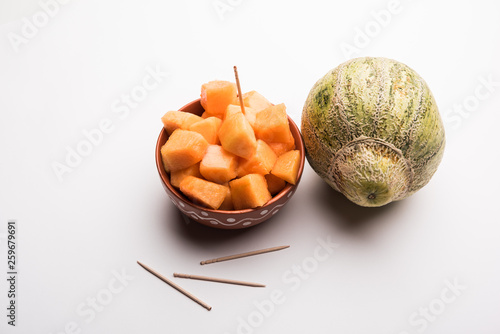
225, 104, 257, 126
239, 90, 273, 111
224, 104, 244, 120
237, 140, 277, 177
242, 107, 258, 129
179, 176, 227, 210
160, 129, 209, 172
199, 145, 238, 184
170, 163, 202, 188
161, 110, 203, 136
229, 103, 259, 128
188, 116, 222, 145
271, 150, 301, 185
219, 184, 234, 210
229, 174, 272, 210
267, 131, 296, 156
265, 173, 287, 195
200, 80, 237, 118
218, 109, 257, 160
254, 103, 292, 143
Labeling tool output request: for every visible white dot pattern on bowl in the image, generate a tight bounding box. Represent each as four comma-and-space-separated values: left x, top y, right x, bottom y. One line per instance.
168, 195, 289, 228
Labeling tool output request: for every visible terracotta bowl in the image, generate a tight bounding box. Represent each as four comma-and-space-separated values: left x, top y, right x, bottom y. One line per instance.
155, 99, 305, 229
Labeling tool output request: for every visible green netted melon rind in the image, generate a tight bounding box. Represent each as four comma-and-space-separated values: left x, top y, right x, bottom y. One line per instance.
301, 57, 445, 207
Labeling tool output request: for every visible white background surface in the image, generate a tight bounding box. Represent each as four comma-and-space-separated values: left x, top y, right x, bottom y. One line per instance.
1, 0, 500, 333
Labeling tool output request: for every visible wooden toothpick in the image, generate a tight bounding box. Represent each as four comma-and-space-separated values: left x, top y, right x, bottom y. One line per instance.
137, 261, 212, 311
173, 273, 266, 288
200, 245, 290, 265
233, 66, 245, 113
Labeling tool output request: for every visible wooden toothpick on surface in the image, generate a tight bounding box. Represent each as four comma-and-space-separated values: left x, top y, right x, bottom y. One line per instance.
137, 261, 212, 311
233, 66, 245, 113
174, 273, 266, 288
200, 245, 290, 265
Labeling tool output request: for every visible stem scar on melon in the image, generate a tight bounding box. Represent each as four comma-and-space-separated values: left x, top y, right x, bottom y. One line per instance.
301, 57, 445, 207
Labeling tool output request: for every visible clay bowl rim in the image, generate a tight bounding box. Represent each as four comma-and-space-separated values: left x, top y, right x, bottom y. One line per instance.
155, 98, 306, 216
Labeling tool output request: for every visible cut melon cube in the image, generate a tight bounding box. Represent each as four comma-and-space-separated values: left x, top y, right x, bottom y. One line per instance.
219, 110, 257, 160
161, 110, 203, 136
219, 184, 234, 210
243, 107, 258, 129
229, 174, 272, 210
265, 173, 287, 195
200, 145, 238, 184
224, 104, 244, 120
160, 129, 209, 172
170, 163, 202, 188
267, 142, 294, 157
271, 150, 301, 185
267, 131, 296, 156
179, 176, 227, 210
200, 80, 237, 118
237, 140, 277, 177
228, 103, 258, 128
240, 91, 273, 112
188, 116, 222, 145
254, 103, 292, 143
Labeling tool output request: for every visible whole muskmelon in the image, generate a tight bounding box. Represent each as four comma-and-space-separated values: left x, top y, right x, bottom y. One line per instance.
301, 57, 445, 207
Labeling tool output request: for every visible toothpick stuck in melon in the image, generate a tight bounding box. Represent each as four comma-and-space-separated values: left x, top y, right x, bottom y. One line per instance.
233, 66, 245, 113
